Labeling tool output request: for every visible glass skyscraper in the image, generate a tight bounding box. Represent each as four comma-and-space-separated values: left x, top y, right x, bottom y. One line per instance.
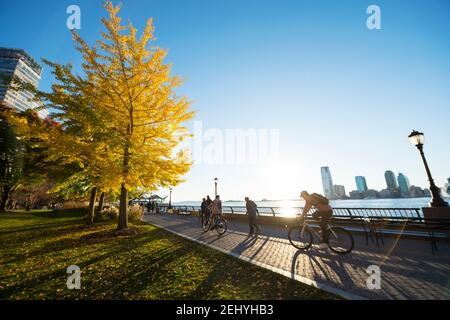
321, 166, 334, 198
384, 170, 399, 190
397, 173, 410, 195
355, 176, 368, 192
0, 47, 45, 116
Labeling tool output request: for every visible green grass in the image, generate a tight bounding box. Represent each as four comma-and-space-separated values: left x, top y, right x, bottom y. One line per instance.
0, 210, 339, 300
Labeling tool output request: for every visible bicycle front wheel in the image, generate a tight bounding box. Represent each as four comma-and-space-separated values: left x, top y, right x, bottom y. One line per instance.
288, 225, 313, 250
202, 217, 211, 232
215, 218, 227, 235
327, 227, 354, 254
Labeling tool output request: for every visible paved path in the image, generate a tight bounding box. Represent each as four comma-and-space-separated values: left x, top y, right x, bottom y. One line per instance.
143, 213, 450, 300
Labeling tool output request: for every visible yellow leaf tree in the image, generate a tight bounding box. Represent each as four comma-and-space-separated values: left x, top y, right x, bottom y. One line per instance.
73, 1, 194, 229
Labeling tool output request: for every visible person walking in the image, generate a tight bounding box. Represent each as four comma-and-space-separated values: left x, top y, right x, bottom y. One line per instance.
200, 198, 208, 225
245, 197, 260, 236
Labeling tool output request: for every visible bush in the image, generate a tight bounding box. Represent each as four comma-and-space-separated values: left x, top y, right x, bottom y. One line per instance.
96, 206, 119, 222
63, 201, 88, 209
127, 205, 143, 222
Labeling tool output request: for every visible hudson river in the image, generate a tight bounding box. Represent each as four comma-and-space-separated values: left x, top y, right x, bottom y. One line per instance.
175, 197, 450, 209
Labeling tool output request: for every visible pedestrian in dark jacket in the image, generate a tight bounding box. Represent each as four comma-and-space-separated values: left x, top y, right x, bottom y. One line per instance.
200, 198, 208, 224
245, 197, 260, 235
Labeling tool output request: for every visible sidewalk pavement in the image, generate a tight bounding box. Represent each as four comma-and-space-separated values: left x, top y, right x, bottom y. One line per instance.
143, 213, 450, 300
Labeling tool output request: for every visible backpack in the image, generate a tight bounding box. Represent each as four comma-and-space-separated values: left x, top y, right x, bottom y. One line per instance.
310, 193, 329, 205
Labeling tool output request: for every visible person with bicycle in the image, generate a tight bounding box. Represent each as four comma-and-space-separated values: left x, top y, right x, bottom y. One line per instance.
210, 195, 222, 230
300, 191, 333, 250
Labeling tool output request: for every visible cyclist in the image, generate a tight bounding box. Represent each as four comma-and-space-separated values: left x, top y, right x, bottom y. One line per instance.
300, 191, 333, 250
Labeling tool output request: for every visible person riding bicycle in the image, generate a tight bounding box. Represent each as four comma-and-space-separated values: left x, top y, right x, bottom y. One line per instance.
300, 191, 333, 250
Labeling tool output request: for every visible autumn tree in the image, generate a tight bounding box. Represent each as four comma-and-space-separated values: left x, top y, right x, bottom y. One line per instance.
23, 60, 122, 224
72, 1, 194, 229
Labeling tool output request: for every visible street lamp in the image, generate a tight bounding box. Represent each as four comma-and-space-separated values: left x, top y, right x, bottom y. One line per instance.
168, 188, 173, 209
408, 130, 448, 207
214, 177, 218, 197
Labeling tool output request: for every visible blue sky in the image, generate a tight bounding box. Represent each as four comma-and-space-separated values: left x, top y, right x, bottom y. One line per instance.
1, 0, 449, 201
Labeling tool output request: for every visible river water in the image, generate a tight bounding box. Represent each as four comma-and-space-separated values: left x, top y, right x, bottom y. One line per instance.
174, 197, 450, 209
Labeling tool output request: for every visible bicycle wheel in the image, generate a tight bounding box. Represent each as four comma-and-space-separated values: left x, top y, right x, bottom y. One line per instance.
288, 224, 313, 250
327, 227, 354, 254
202, 217, 211, 232
215, 217, 227, 235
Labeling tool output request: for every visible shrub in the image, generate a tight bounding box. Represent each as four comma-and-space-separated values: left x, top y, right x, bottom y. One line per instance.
63, 201, 88, 209
96, 206, 119, 221
127, 205, 143, 222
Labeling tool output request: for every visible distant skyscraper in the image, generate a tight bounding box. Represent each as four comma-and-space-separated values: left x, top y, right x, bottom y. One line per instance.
0, 47, 45, 116
333, 185, 346, 198
397, 173, 410, 195
321, 166, 334, 198
384, 170, 398, 190
355, 176, 368, 192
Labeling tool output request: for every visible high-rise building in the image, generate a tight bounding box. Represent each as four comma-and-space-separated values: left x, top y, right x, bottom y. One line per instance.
384, 170, 398, 190
397, 173, 410, 196
355, 176, 368, 192
321, 167, 334, 199
444, 177, 450, 197
0, 47, 45, 116
333, 185, 346, 198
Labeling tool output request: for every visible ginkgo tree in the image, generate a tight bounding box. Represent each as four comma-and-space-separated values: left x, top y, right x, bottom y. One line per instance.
71, 1, 194, 229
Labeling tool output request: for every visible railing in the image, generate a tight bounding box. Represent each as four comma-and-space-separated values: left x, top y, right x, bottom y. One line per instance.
158, 204, 423, 222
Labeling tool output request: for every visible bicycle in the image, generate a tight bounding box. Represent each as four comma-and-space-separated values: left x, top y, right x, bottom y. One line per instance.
288, 216, 354, 254
202, 213, 227, 235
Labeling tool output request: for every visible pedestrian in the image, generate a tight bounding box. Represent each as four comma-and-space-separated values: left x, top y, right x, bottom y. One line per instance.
200, 198, 208, 224
245, 197, 260, 236
210, 195, 222, 230
146, 201, 151, 213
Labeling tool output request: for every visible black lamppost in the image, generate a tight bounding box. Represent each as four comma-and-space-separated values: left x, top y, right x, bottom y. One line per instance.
408, 130, 448, 207
214, 177, 218, 197
168, 188, 173, 209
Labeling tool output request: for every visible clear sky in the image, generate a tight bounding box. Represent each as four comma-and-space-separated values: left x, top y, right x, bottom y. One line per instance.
1, 0, 449, 201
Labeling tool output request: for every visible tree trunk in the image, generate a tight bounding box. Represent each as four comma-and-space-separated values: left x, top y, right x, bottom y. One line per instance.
96, 192, 105, 216
118, 183, 128, 230
0, 186, 10, 212
87, 187, 97, 225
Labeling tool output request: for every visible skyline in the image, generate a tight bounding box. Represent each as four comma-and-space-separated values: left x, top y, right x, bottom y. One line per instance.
1, 0, 449, 200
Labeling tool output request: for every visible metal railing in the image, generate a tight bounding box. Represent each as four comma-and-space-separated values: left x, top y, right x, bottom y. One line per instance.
158, 204, 423, 222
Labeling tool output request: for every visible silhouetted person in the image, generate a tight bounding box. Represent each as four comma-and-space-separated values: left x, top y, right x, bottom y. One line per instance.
200, 198, 208, 224
146, 201, 151, 213
245, 197, 259, 236
300, 191, 333, 250
210, 195, 222, 230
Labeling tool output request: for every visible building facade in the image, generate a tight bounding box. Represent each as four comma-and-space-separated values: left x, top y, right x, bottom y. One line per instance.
397, 173, 410, 196
385, 170, 399, 190
333, 184, 346, 198
355, 176, 368, 192
321, 166, 334, 199
0, 47, 44, 116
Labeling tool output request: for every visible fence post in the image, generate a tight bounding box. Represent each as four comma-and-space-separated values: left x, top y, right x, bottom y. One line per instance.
271, 207, 275, 217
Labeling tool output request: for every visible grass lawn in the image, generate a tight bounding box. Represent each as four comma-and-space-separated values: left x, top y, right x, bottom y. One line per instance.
0, 210, 339, 300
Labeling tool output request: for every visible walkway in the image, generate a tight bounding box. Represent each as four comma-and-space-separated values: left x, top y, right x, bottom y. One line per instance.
143, 213, 450, 300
